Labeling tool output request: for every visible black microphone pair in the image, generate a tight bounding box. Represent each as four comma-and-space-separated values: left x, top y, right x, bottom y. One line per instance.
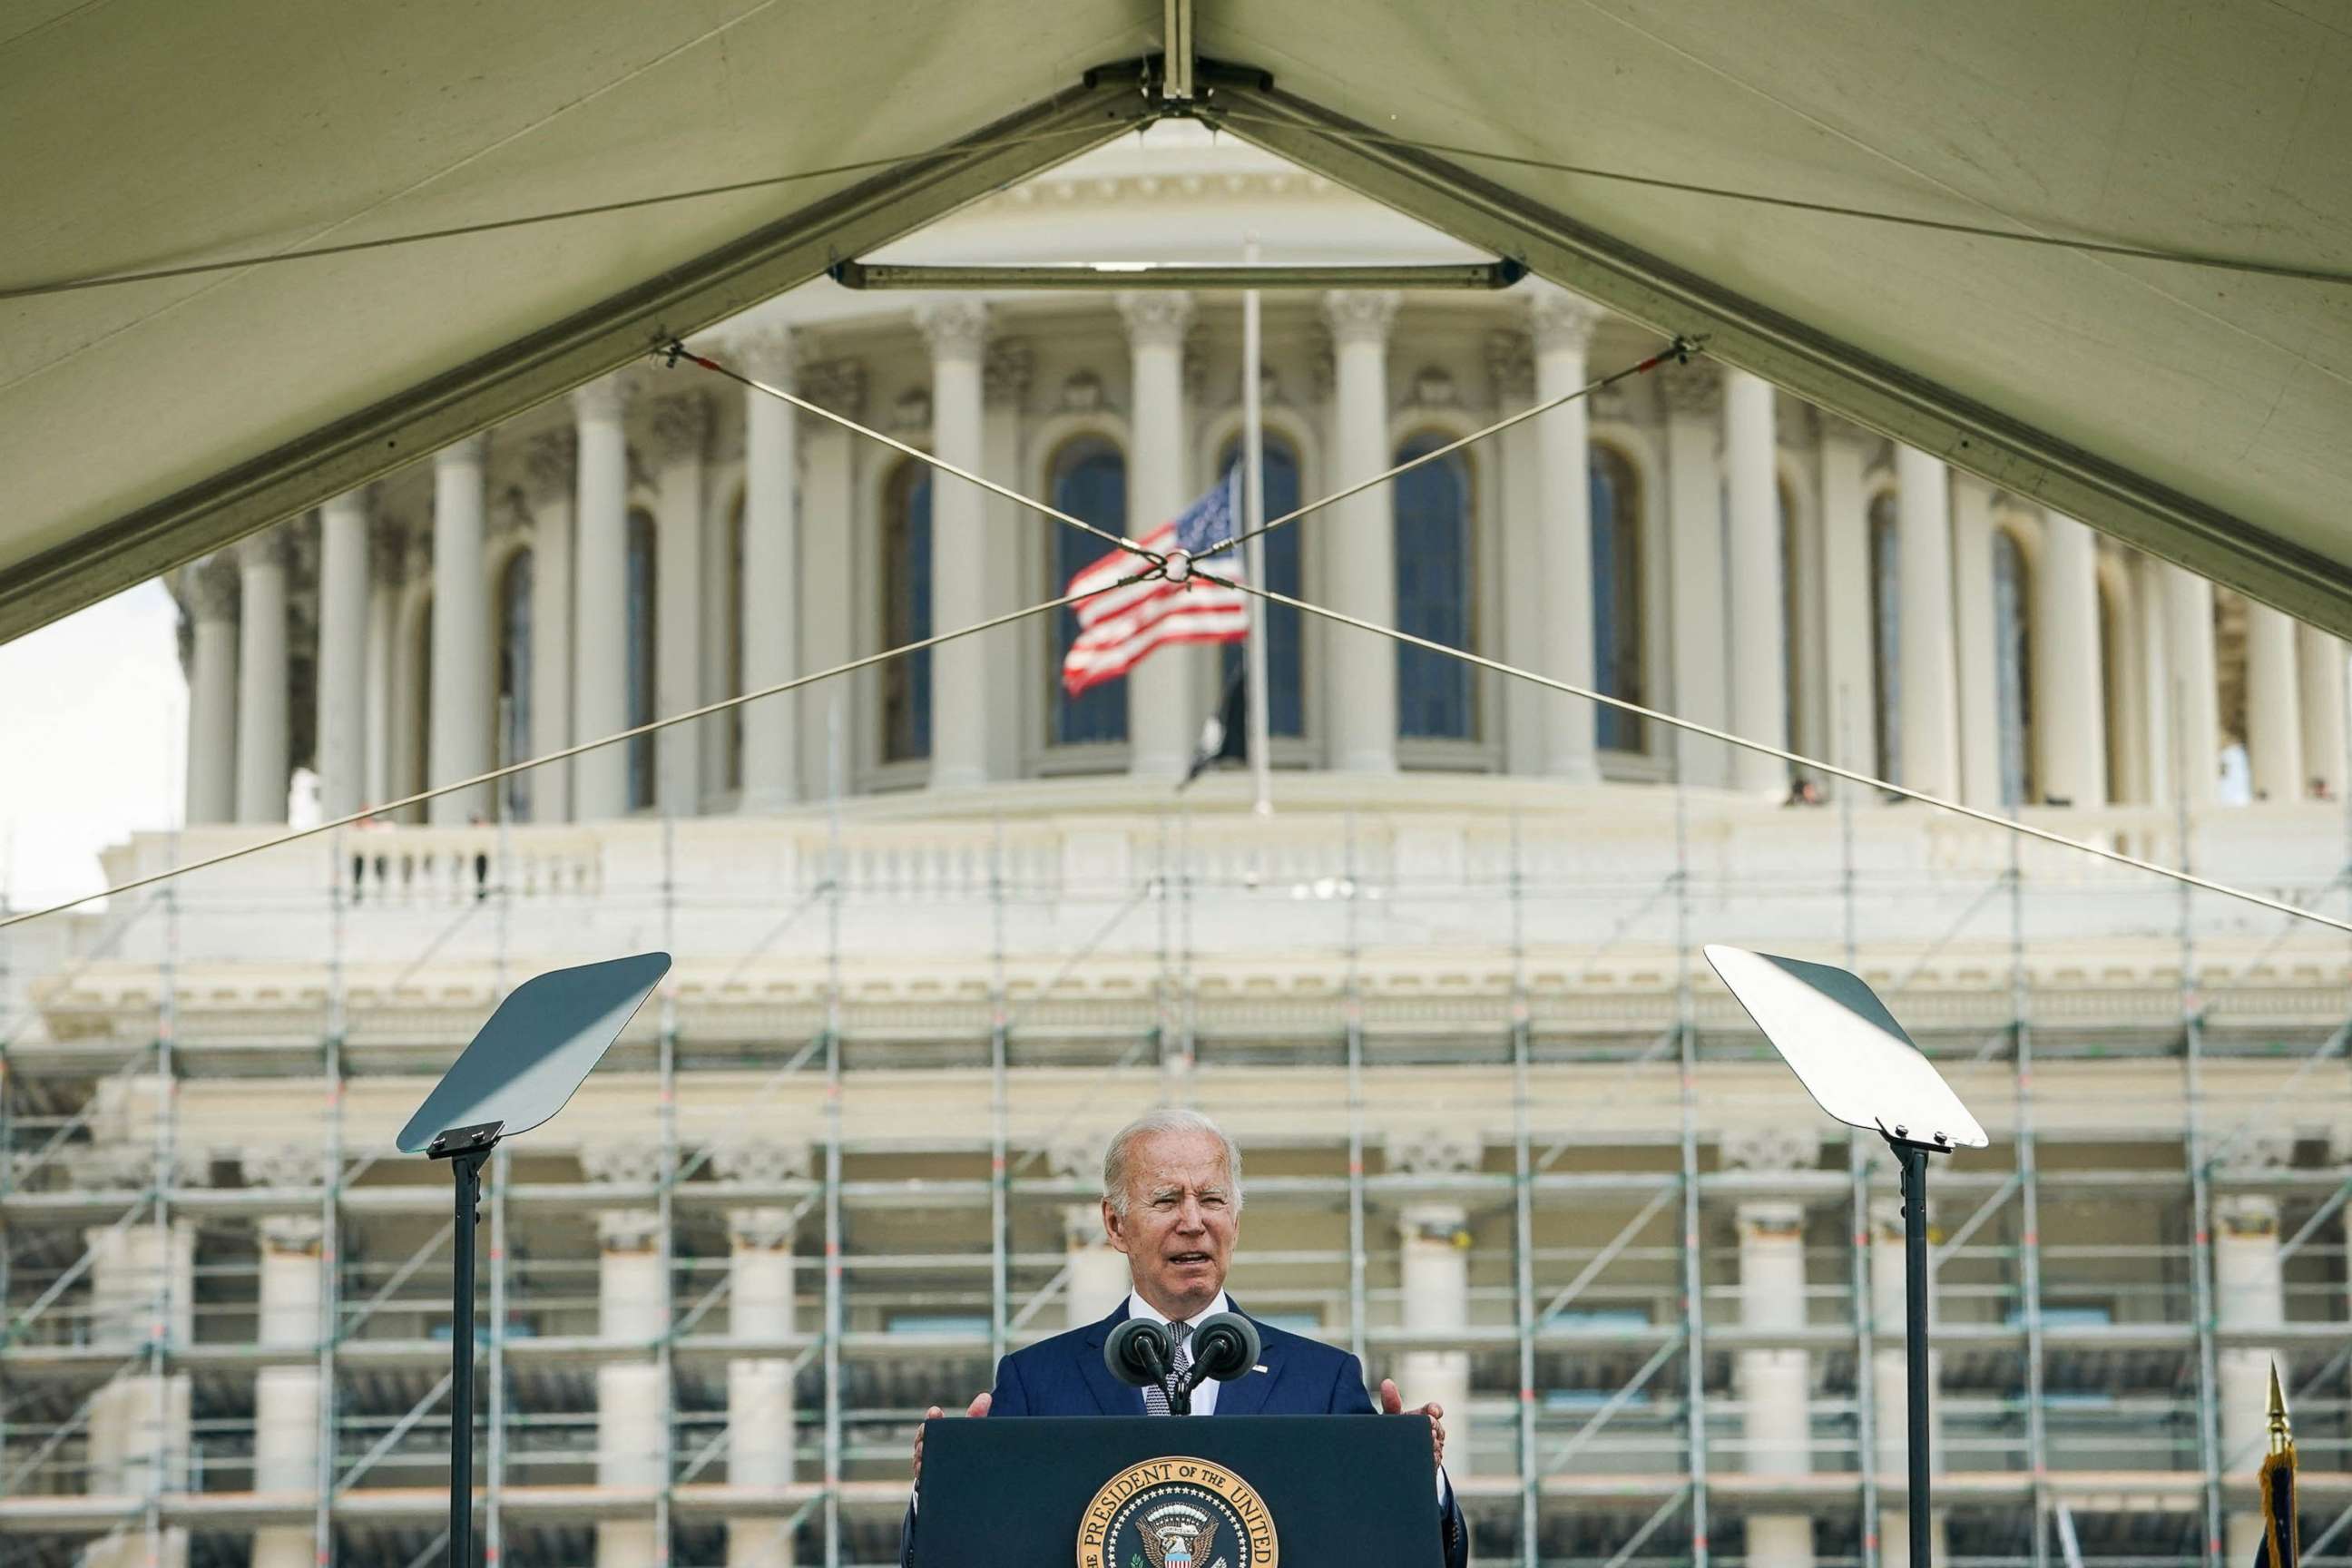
1103, 1311, 1261, 1415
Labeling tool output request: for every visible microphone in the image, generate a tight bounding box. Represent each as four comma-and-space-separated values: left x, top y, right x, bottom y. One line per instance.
1187, 1311, 1260, 1385
1104, 1318, 1173, 1387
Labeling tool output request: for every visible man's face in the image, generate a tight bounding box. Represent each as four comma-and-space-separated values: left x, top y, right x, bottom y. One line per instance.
1102, 1128, 1240, 1319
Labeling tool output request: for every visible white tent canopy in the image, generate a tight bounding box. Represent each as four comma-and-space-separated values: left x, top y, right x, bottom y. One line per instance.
5, 0, 2347, 641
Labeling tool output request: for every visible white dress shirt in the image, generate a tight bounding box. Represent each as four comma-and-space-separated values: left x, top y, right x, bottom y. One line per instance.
1124, 1289, 1232, 1414
1129, 1290, 1451, 1506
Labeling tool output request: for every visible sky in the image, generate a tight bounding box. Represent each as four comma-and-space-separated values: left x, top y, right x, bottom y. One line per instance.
0, 581, 184, 909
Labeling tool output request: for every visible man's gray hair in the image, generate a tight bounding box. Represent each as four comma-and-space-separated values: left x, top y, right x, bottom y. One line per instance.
1101, 1109, 1245, 1220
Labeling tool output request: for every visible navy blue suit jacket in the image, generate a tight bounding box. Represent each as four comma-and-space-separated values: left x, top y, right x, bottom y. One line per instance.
905, 1299, 1468, 1568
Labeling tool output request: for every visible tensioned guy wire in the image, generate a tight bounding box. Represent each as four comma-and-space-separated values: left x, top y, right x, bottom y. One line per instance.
13, 324, 2340, 937
1206, 110, 2352, 289
0, 583, 1130, 930
1198, 571, 2352, 936
670, 342, 1165, 569
1197, 338, 1691, 562
0, 123, 1120, 303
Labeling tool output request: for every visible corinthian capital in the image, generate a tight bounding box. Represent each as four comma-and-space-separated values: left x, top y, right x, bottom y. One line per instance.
731, 324, 800, 386
649, 392, 711, 465
184, 554, 241, 621
915, 299, 989, 359
1321, 289, 1400, 348
524, 429, 577, 502
1657, 359, 1721, 417
1526, 285, 1603, 354
985, 338, 1034, 406
571, 373, 633, 423
1116, 289, 1195, 349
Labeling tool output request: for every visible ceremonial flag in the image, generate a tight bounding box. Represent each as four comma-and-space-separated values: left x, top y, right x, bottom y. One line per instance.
1180, 664, 1249, 789
1060, 470, 1246, 696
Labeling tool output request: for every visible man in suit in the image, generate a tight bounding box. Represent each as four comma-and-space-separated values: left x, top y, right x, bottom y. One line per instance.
906, 1107, 1469, 1568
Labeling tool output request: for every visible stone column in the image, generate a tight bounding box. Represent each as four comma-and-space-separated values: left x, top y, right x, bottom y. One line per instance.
250, 1213, 325, 1568
2299, 624, 2347, 799
1488, 331, 1545, 777
573, 376, 634, 820
1054, 1134, 1130, 1326
1724, 368, 1788, 794
1871, 1195, 1944, 1568
727, 1199, 797, 1567
428, 435, 493, 824
1117, 291, 1200, 779
1323, 290, 1402, 774
1817, 415, 1877, 787
1527, 287, 1603, 783
2166, 565, 2221, 805
1725, 1130, 1816, 1568
648, 393, 709, 816
79, 1153, 197, 1568
1396, 1204, 1472, 1470
1950, 479, 2001, 808
2244, 601, 2304, 801
1661, 364, 1729, 786
1896, 446, 1960, 799
1389, 1125, 1478, 1471
1059, 1205, 1129, 1328
737, 328, 802, 811
524, 430, 577, 822
795, 360, 863, 801
982, 341, 1034, 783
317, 494, 371, 821
2214, 1186, 2286, 1564
917, 300, 993, 789
181, 554, 240, 826
235, 528, 291, 824
364, 524, 403, 809
1738, 1199, 1816, 1568
2034, 513, 2107, 807
2132, 554, 2177, 808
593, 1176, 668, 1568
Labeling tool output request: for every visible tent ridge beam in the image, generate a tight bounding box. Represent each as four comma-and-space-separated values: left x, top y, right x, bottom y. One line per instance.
1210, 83, 2352, 637
0, 74, 1153, 644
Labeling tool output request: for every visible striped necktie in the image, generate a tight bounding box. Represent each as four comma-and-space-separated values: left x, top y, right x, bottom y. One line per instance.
1141, 1319, 1194, 1416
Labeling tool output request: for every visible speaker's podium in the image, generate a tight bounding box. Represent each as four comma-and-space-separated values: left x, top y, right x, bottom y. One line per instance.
917, 1413, 1443, 1568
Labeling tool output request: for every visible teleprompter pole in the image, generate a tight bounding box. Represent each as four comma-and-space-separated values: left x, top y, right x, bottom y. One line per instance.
431, 1122, 502, 1568
1891, 1133, 1936, 1568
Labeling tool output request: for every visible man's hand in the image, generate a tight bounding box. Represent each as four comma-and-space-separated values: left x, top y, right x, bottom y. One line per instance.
912, 1391, 991, 1484
1377, 1378, 1446, 1471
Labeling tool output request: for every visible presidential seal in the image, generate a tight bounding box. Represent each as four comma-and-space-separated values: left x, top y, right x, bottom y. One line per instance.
1075, 1455, 1278, 1568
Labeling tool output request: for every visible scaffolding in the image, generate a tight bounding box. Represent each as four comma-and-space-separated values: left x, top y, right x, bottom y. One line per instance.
2, 757, 2350, 1568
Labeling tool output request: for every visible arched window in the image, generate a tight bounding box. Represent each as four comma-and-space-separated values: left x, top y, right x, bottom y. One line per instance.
1394, 433, 1475, 740
1993, 526, 2035, 806
1217, 434, 1306, 738
881, 460, 933, 763
1050, 437, 1128, 745
1868, 493, 1902, 783
626, 510, 659, 809
496, 549, 533, 821
1590, 446, 1645, 751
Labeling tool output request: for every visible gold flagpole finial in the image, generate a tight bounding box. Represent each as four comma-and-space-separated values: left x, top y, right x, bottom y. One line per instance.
2268, 1360, 2293, 1455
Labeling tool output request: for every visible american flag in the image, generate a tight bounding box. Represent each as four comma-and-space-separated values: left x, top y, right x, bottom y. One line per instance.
1060, 470, 1248, 696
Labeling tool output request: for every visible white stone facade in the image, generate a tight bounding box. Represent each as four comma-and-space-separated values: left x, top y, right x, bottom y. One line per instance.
5, 127, 2350, 1568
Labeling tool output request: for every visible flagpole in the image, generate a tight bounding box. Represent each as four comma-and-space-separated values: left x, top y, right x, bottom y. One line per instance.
1241, 235, 1274, 817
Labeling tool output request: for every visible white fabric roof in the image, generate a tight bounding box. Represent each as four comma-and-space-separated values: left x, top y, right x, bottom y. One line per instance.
5, 1, 2347, 639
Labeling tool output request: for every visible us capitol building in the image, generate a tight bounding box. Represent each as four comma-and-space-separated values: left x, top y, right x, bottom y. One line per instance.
3, 125, 2347, 1568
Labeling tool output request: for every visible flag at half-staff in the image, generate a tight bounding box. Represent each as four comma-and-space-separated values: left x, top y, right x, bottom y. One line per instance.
1061, 470, 1245, 695
2254, 1362, 2298, 1568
